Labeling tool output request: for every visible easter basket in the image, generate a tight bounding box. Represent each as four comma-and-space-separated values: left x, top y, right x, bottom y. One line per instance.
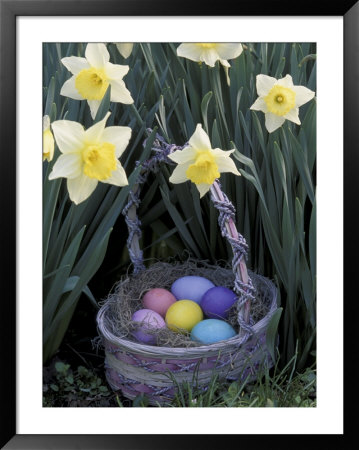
96, 132, 279, 406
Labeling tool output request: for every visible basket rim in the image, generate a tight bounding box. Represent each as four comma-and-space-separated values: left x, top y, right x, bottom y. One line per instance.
96, 269, 278, 358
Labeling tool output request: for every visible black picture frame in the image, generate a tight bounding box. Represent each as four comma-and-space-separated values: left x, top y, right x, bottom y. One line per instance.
1, 0, 357, 448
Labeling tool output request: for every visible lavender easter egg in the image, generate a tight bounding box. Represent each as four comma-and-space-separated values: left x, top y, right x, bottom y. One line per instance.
191, 319, 237, 344
142, 288, 177, 317
171, 276, 215, 304
131, 309, 166, 345
200, 286, 237, 319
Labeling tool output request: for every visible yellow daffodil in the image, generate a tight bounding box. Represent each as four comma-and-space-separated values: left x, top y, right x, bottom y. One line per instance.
49, 112, 131, 205
116, 43, 134, 59
177, 43, 243, 68
168, 124, 240, 197
43, 115, 55, 162
60, 43, 134, 119
250, 74, 315, 133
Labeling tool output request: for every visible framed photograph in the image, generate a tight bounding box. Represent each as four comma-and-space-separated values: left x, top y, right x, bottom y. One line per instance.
1, 0, 356, 448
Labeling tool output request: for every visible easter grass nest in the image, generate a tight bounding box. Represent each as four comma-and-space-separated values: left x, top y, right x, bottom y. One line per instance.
100, 258, 273, 349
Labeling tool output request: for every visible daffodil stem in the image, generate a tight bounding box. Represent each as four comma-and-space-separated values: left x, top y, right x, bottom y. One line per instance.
211, 181, 251, 328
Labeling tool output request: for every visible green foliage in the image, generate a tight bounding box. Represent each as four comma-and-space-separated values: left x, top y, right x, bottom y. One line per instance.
43, 360, 112, 407
43, 354, 316, 408
158, 350, 316, 407
43, 42, 316, 370
132, 394, 150, 407
220, 367, 316, 408
266, 307, 283, 362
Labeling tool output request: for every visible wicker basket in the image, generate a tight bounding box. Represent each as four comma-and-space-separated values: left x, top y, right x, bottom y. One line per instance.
97, 133, 279, 406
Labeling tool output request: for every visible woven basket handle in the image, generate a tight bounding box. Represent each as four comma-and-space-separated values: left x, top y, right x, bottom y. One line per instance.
122, 132, 255, 333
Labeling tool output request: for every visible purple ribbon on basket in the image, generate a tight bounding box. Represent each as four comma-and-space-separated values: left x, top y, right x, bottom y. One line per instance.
122, 130, 255, 338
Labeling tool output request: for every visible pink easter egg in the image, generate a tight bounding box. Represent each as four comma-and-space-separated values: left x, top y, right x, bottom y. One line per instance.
131, 309, 166, 345
142, 288, 177, 317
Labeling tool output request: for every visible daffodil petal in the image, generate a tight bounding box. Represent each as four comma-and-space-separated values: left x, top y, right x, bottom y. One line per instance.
61, 56, 90, 75
116, 43, 133, 59
189, 124, 212, 151
48, 153, 83, 180
284, 107, 301, 125
256, 74, 277, 96
84, 112, 111, 143
51, 120, 85, 154
215, 43, 243, 60
101, 126, 132, 158
167, 146, 196, 164
67, 174, 98, 205
176, 43, 202, 62
264, 113, 285, 133
43, 115, 50, 131
109, 79, 134, 104
104, 62, 129, 80
202, 49, 219, 67
293, 85, 315, 107
169, 161, 192, 184
196, 183, 211, 198
214, 150, 240, 176
60, 76, 83, 100
250, 96, 268, 113
212, 148, 235, 158
101, 161, 128, 186
87, 100, 101, 119
277, 74, 294, 88
85, 43, 109, 68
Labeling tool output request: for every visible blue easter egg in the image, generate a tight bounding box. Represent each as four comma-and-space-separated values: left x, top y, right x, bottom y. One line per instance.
171, 276, 215, 304
190, 319, 237, 344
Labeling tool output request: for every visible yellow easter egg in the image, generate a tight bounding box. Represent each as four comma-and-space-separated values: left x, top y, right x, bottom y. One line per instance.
165, 300, 203, 333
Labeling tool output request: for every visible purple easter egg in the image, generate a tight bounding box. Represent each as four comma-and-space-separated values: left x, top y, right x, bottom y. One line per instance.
171, 276, 215, 304
131, 309, 166, 345
200, 286, 237, 319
